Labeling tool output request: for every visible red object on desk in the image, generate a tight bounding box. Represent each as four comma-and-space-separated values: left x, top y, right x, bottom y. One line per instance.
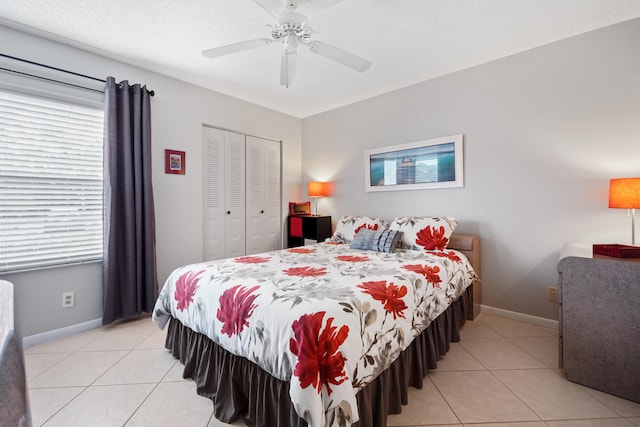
288, 201, 311, 215
593, 244, 640, 258
289, 216, 303, 237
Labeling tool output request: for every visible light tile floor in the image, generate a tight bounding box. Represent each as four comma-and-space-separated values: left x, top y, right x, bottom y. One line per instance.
24, 314, 640, 427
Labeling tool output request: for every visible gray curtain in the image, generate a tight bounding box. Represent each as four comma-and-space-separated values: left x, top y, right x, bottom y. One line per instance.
102, 77, 157, 325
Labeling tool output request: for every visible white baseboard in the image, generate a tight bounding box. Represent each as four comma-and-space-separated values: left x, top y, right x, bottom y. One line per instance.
480, 305, 558, 330
22, 318, 103, 349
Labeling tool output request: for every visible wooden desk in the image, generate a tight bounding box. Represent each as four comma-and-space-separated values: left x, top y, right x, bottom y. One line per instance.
287, 215, 332, 248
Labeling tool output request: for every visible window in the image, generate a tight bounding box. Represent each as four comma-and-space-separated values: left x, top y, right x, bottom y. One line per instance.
0, 90, 104, 273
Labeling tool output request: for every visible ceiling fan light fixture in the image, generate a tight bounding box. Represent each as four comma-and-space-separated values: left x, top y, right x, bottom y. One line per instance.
283, 33, 299, 51
201, 0, 371, 87
280, 50, 297, 88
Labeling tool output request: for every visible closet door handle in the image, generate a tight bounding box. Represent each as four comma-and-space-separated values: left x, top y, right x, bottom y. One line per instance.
227, 211, 231, 215
260, 210, 264, 214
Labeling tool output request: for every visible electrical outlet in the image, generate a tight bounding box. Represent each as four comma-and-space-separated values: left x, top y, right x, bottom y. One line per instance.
548, 287, 559, 302
62, 292, 75, 308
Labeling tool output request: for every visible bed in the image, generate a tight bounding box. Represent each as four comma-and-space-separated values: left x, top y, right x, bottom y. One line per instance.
152, 216, 480, 427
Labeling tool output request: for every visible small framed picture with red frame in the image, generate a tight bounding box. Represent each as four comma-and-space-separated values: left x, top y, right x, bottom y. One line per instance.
165, 149, 185, 175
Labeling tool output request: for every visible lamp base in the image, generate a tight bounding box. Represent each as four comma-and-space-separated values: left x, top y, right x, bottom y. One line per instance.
631, 208, 636, 246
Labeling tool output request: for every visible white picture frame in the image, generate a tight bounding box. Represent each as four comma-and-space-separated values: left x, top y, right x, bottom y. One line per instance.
365, 134, 464, 192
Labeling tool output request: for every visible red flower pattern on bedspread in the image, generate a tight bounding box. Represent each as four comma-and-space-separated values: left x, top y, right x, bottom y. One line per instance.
430, 250, 462, 262
217, 285, 260, 337
288, 247, 317, 254
335, 255, 370, 263
290, 311, 349, 395
415, 225, 449, 251
174, 269, 205, 311
402, 264, 442, 288
283, 266, 327, 277
354, 223, 379, 235
357, 280, 408, 319
233, 255, 271, 264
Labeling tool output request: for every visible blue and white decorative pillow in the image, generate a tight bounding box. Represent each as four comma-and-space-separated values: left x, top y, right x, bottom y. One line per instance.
351, 228, 403, 253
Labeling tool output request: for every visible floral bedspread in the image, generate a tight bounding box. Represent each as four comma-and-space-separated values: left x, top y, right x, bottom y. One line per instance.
152, 242, 477, 427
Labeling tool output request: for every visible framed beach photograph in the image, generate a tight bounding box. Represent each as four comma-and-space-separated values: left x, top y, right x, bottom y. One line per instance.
365, 134, 464, 192
165, 149, 185, 175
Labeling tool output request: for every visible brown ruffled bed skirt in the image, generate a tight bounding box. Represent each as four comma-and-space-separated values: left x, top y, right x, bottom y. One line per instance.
165, 285, 471, 427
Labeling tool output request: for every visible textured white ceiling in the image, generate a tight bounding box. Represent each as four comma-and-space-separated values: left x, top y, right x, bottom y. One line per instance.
1, 0, 639, 118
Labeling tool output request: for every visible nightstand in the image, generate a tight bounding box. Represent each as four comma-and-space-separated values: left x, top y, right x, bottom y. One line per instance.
287, 215, 332, 248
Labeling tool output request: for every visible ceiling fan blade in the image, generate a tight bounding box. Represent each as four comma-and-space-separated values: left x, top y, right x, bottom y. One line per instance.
253, 0, 305, 23
202, 38, 272, 59
254, 0, 344, 20
253, 0, 285, 20
280, 50, 297, 88
307, 41, 371, 72
289, 0, 345, 16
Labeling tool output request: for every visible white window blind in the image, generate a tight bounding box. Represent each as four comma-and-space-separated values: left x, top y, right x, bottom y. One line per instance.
0, 90, 104, 273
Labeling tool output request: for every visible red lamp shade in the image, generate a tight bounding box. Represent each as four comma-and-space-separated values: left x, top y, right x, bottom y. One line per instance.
609, 178, 640, 208
308, 181, 327, 197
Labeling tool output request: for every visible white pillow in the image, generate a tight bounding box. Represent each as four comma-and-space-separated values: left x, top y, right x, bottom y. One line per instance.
389, 216, 457, 250
332, 215, 387, 242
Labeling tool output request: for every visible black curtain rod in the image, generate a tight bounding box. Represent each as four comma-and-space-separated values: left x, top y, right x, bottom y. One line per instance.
0, 52, 155, 96
0, 66, 104, 94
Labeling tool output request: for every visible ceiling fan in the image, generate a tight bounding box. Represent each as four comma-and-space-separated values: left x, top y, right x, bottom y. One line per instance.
201, 0, 372, 88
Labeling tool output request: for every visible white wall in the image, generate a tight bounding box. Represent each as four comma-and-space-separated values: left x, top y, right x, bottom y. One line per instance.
0, 25, 302, 338
301, 18, 640, 321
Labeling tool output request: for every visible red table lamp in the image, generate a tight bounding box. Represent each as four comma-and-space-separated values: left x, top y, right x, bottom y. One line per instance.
308, 181, 328, 215
609, 178, 640, 245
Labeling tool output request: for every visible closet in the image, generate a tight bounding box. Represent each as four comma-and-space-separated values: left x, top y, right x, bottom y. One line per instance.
203, 127, 281, 261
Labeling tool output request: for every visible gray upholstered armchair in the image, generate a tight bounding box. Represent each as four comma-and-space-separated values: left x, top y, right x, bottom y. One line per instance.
0, 280, 31, 426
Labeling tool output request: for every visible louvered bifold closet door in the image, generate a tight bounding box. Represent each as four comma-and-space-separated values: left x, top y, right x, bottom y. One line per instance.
203, 127, 226, 261
203, 127, 245, 260
0, 90, 104, 272
245, 136, 266, 255
223, 132, 246, 258
262, 138, 281, 252
245, 136, 281, 255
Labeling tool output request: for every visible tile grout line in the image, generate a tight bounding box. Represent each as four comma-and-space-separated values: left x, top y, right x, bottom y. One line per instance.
35, 346, 135, 426
121, 381, 164, 426
486, 367, 548, 423
462, 318, 547, 424
482, 315, 609, 423
505, 335, 558, 369
88, 347, 138, 387
29, 322, 161, 426
424, 372, 464, 427
113, 326, 190, 426
486, 368, 634, 424
37, 385, 90, 427
83, 323, 166, 387
427, 318, 492, 425
25, 326, 111, 384
26, 351, 76, 384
